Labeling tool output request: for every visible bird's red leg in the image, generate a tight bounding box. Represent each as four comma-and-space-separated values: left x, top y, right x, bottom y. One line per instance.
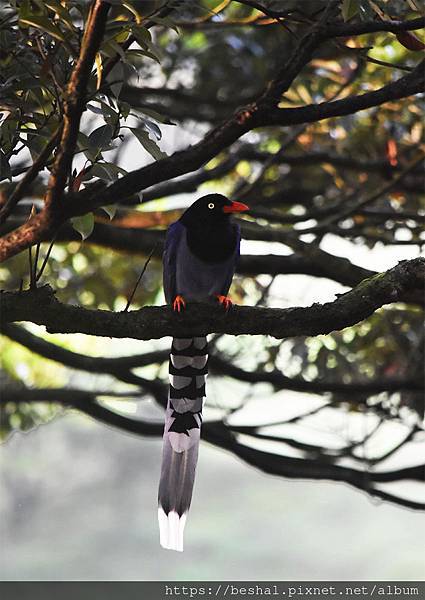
172, 295, 186, 312
215, 294, 233, 311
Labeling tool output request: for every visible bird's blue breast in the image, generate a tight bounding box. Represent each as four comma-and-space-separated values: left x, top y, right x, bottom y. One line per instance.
175, 229, 237, 301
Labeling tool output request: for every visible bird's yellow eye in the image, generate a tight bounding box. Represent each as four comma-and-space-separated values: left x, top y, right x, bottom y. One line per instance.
208, 203, 214, 209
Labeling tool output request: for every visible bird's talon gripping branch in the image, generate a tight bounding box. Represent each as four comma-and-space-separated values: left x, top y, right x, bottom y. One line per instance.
172, 295, 186, 312
216, 294, 233, 311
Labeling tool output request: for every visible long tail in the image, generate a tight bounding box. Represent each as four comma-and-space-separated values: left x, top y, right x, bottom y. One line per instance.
158, 336, 208, 551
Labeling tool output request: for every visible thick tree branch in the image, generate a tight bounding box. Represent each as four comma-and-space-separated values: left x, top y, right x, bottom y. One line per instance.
44, 1, 110, 211
3, 207, 423, 305
1, 258, 423, 339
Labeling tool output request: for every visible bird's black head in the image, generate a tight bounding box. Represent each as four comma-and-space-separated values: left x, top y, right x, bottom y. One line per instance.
180, 194, 249, 230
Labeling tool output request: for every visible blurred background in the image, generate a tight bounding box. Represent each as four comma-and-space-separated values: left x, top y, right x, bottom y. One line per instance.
1, 0, 424, 581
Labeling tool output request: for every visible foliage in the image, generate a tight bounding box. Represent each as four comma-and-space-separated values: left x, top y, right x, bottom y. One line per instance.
0, 0, 424, 509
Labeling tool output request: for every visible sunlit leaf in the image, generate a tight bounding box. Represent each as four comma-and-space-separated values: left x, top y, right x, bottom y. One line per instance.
95, 52, 103, 91
123, 2, 143, 24
44, 0, 75, 32
19, 14, 68, 43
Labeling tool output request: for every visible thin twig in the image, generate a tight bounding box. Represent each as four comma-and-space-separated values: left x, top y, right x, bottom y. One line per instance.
28, 246, 35, 289
36, 234, 57, 282
33, 242, 40, 283
123, 242, 159, 312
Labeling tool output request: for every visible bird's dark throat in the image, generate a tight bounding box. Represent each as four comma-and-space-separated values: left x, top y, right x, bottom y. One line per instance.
184, 222, 237, 263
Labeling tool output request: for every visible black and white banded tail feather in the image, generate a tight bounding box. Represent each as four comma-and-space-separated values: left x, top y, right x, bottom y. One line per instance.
158, 336, 208, 551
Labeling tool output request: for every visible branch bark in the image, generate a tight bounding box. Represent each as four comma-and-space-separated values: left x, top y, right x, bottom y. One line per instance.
1, 258, 423, 340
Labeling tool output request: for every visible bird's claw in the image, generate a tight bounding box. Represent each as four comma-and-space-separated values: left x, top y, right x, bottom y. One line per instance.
216, 295, 233, 311
172, 295, 186, 312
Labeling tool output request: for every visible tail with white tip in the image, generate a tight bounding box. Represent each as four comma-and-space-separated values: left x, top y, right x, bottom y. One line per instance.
158, 336, 207, 551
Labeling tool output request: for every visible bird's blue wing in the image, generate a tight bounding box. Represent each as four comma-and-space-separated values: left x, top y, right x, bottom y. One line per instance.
163, 221, 184, 303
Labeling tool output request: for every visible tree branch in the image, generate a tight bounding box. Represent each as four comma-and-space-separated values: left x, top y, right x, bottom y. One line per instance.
3, 385, 423, 511
3, 323, 421, 397
325, 16, 425, 37
0, 4, 338, 262
45, 1, 110, 210
263, 59, 425, 127
1, 258, 423, 339
209, 355, 424, 395
1, 15, 423, 263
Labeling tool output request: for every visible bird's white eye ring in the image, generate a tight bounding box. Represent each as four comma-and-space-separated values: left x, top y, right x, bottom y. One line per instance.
208, 203, 214, 209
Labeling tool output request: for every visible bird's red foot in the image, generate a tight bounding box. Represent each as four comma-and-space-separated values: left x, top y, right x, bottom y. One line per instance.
215, 295, 233, 311
172, 295, 186, 312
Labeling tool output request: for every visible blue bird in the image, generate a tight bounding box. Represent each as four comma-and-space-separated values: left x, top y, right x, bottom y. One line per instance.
158, 193, 249, 551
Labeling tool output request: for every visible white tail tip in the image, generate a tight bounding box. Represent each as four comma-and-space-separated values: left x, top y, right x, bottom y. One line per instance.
158, 507, 187, 552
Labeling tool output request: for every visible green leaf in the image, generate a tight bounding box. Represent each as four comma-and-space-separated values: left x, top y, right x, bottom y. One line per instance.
138, 107, 176, 126
140, 118, 162, 141
131, 26, 152, 45
44, 0, 75, 32
129, 128, 167, 161
87, 124, 114, 158
71, 213, 95, 240
123, 2, 143, 24
131, 25, 162, 62
147, 15, 179, 33
120, 102, 131, 119
102, 205, 117, 220
126, 48, 161, 65
342, 0, 359, 21
90, 162, 127, 181
19, 14, 68, 43
77, 132, 91, 152
102, 39, 126, 59
105, 62, 124, 99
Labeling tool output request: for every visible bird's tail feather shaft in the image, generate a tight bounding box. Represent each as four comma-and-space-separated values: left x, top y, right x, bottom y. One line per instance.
158, 336, 207, 551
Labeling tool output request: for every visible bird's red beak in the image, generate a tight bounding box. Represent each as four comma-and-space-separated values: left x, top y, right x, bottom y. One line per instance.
223, 201, 249, 213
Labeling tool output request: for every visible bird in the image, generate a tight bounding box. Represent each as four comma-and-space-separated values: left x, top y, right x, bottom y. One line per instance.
158, 193, 249, 551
